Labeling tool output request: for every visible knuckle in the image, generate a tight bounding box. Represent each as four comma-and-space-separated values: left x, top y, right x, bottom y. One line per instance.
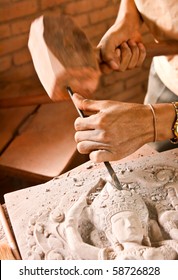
96, 112, 107, 128
129, 43, 137, 54
140, 46, 146, 55
132, 44, 138, 51
82, 98, 89, 105
98, 130, 108, 142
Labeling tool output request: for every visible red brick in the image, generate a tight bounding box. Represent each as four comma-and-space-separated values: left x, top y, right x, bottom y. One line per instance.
90, 0, 111, 10
142, 58, 152, 70
89, 6, 118, 24
0, 1, 38, 23
0, 0, 10, 3
0, 24, 11, 39
107, 17, 118, 28
126, 70, 149, 89
40, 0, 66, 10
64, 0, 93, 15
1, 63, 36, 82
0, 55, 12, 73
90, 36, 101, 46
132, 94, 145, 104
74, 14, 89, 28
13, 47, 31, 66
65, 0, 115, 15
126, 84, 146, 103
0, 34, 28, 56
117, 67, 142, 80
103, 71, 121, 86
11, 18, 33, 35
111, 84, 145, 103
85, 22, 108, 40
101, 81, 125, 100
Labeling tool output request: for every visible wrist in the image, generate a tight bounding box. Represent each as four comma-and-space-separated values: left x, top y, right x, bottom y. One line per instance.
147, 103, 176, 141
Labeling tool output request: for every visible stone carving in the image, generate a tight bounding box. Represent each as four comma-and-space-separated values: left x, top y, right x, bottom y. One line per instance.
25, 164, 178, 260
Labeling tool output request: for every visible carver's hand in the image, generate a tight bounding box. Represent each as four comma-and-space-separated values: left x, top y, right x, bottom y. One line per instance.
97, 0, 146, 73
97, 23, 146, 74
73, 94, 153, 162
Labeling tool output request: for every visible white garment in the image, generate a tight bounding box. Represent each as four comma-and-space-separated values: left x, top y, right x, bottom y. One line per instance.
135, 0, 178, 95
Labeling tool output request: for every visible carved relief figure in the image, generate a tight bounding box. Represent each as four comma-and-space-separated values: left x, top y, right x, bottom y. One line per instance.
25, 164, 178, 260
63, 182, 178, 260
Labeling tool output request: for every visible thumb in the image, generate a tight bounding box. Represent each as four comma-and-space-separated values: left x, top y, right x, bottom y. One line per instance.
95, 46, 114, 74
98, 41, 121, 70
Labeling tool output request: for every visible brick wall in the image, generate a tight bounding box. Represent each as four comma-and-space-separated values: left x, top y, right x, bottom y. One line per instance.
0, 0, 154, 103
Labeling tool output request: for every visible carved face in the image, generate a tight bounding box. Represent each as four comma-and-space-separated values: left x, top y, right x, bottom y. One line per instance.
111, 211, 144, 244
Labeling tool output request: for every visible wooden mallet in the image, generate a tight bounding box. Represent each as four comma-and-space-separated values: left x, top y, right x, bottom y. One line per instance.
28, 13, 101, 101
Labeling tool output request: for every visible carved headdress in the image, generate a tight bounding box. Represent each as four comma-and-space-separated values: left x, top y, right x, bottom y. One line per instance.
90, 182, 149, 235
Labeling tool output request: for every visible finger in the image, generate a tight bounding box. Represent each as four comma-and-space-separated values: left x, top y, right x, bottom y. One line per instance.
89, 150, 114, 163
99, 45, 120, 71
75, 129, 106, 143
72, 93, 104, 112
137, 42, 146, 67
108, 59, 120, 70
127, 40, 139, 69
74, 114, 100, 131
77, 140, 109, 155
95, 46, 120, 71
119, 42, 132, 71
105, 48, 121, 72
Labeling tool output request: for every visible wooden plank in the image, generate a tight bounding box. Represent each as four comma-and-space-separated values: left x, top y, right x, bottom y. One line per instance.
0, 106, 37, 153
0, 101, 80, 179
0, 77, 46, 152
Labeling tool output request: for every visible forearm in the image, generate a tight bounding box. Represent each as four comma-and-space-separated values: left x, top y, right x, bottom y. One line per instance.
115, 0, 143, 29
97, 0, 145, 72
